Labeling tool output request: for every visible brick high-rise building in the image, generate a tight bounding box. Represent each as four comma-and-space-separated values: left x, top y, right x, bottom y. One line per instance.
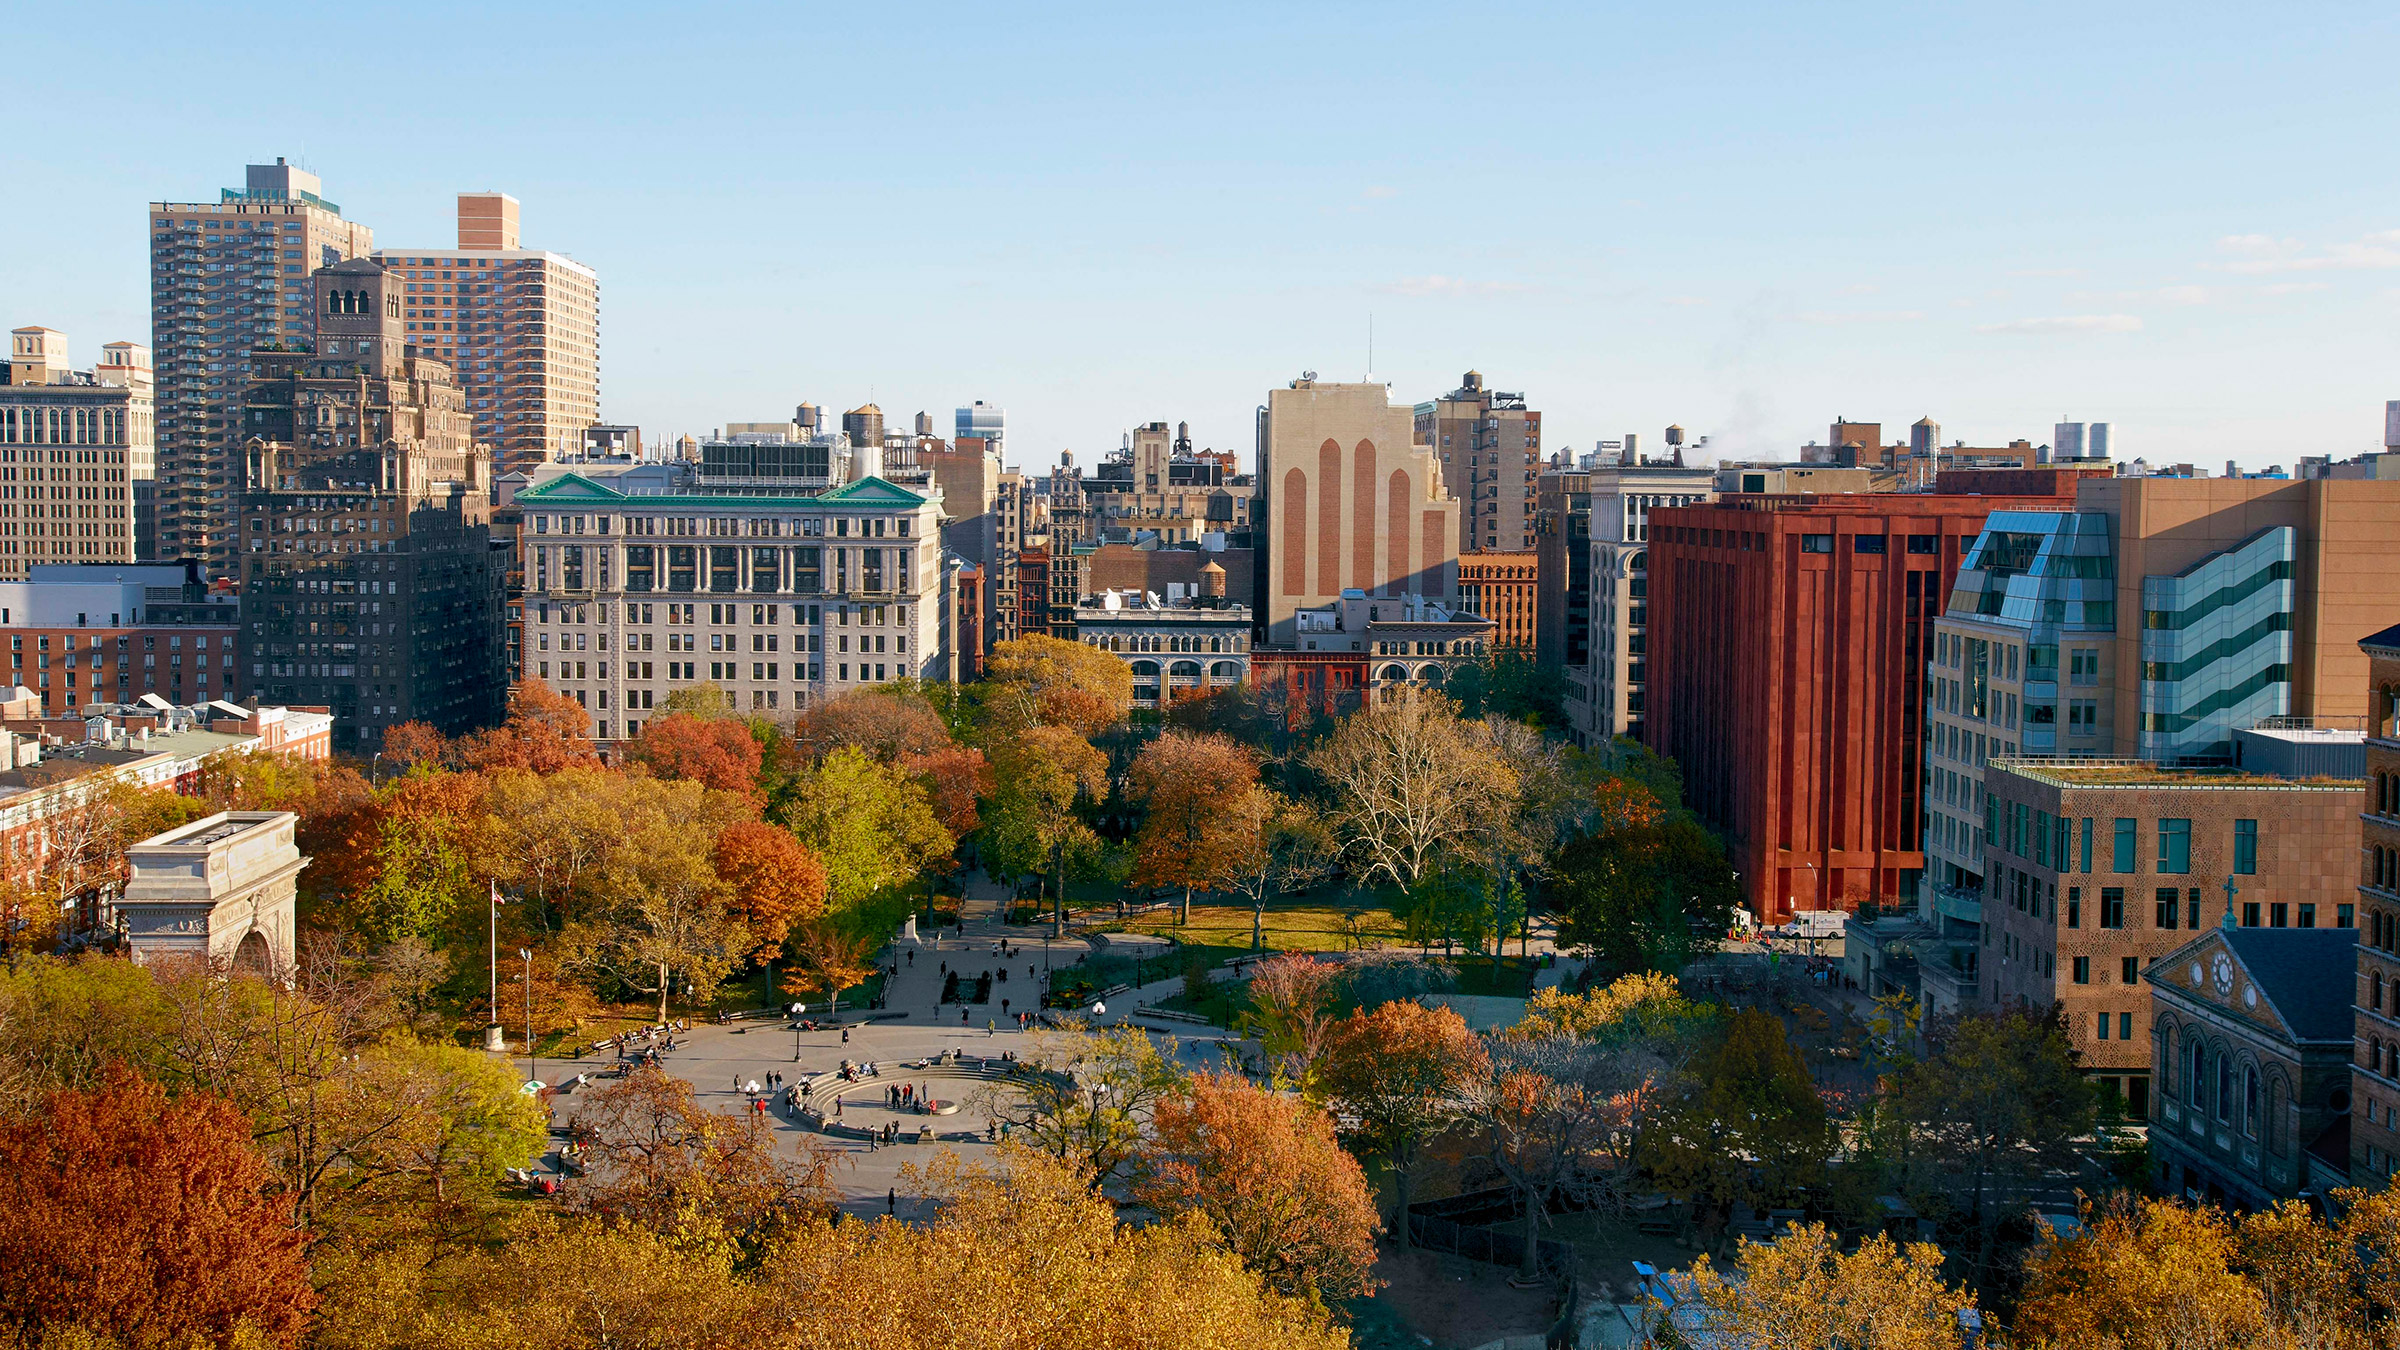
374, 193, 599, 476
2355, 621, 2400, 1185
1417, 371, 1538, 553
237, 260, 505, 747
1646, 489, 2076, 919
1456, 552, 1537, 650
1257, 378, 1460, 647
2, 328, 154, 578
151, 159, 374, 577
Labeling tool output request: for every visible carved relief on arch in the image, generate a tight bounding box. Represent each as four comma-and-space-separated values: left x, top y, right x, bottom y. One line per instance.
1281, 468, 1309, 595
1353, 441, 1377, 594
1317, 439, 1342, 595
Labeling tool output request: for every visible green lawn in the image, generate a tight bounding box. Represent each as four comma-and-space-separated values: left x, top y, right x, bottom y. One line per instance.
1112, 899, 1401, 954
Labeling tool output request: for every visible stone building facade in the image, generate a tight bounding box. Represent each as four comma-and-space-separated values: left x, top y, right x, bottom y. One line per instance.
2355, 621, 2400, 1185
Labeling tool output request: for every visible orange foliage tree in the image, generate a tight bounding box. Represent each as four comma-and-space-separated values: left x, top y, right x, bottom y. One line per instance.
1133, 1071, 1382, 1304
0, 1067, 315, 1348
904, 743, 991, 838
1127, 730, 1262, 925
793, 687, 954, 764
381, 719, 452, 771
455, 678, 599, 775
1318, 999, 1491, 1236
712, 820, 828, 960
626, 711, 765, 800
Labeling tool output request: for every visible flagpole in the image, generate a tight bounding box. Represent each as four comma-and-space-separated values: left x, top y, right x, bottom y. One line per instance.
489, 881, 501, 1048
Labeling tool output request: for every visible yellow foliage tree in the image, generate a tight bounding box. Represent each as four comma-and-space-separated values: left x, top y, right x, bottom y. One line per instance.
2014, 1193, 2268, 1350
1673, 1223, 1975, 1350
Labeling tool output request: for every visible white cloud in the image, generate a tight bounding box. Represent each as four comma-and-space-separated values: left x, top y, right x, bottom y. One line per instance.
2215, 229, 2400, 273
1362, 185, 1398, 200
1976, 313, 2143, 335
2069, 285, 2208, 306
2154, 284, 2209, 305
2261, 280, 2330, 295
1380, 275, 1528, 297
1793, 308, 1924, 325
1660, 295, 1709, 307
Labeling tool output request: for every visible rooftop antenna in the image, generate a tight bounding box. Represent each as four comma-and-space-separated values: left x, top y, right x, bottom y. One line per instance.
1366, 312, 1374, 382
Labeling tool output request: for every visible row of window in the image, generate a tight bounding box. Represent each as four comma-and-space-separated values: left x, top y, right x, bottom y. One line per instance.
1994, 808, 2257, 876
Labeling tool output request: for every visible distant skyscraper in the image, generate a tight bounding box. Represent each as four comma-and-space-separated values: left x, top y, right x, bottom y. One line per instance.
2053, 421, 2085, 459
374, 193, 599, 476
150, 159, 373, 576
957, 400, 1004, 448
1415, 371, 1540, 553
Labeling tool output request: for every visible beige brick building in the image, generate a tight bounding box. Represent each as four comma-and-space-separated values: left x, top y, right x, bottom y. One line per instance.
1, 329, 154, 580
374, 193, 599, 476
1257, 378, 1460, 647
2355, 621, 2400, 1184
1984, 758, 2364, 1113
1415, 371, 1538, 553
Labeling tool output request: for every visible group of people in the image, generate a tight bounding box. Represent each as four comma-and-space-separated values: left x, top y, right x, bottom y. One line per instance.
884, 1082, 939, 1114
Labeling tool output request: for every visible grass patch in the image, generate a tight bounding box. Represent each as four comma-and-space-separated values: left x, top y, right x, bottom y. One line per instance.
1116, 901, 1400, 954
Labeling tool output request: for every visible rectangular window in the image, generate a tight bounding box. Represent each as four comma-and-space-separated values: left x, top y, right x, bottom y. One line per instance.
2072, 956, 2090, 984
2079, 818, 2093, 874
667, 545, 698, 592
2119, 1012, 2133, 1041
2270, 902, 2288, 928
751, 547, 782, 593
709, 546, 741, 593
625, 545, 655, 592
794, 546, 821, 593
2233, 819, 2257, 875
2096, 1014, 2109, 1041
2298, 903, 2316, 929
2122, 956, 2139, 984
2156, 888, 2179, 929
2066, 887, 2081, 928
2112, 818, 2136, 873
2243, 901, 2261, 928
1801, 534, 1833, 553
2100, 887, 2125, 929
2158, 818, 2191, 874
2188, 888, 2202, 930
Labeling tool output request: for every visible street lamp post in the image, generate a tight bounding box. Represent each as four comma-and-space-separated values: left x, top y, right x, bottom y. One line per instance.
520, 947, 535, 1086
370, 751, 383, 786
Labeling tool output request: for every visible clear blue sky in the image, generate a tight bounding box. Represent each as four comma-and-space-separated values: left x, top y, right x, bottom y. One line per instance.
8, 1, 2400, 473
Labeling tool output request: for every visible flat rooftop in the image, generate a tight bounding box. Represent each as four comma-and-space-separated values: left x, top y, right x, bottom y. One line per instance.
1990, 756, 2363, 791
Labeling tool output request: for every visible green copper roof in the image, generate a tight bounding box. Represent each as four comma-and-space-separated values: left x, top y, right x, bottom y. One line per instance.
517, 473, 926, 510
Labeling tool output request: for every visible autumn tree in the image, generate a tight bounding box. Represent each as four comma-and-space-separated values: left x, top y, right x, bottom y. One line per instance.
381, 719, 451, 770
1246, 952, 1344, 1092
571, 1063, 838, 1250
1880, 1006, 2095, 1281
1317, 999, 1490, 1235
985, 1022, 1185, 1188
2015, 1193, 2268, 1350
1467, 1033, 1634, 1277
625, 710, 765, 800
981, 724, 1109, 930
1133, 1071, 1381, 1305
1224, 792, 1338, 952
1674, 1223, 1978, 1350
712, 820, 828, 961
780, 920, 879, 1016
1128, 730, 1262, 926
556, 777, 754, 1020
1549, 776, 1739, 976
454, 677, 599, 774
1307, 689, 1514, 893
0, 1067, 314, 1349
905, 743, 991, 837
785, 746, 954, 911
1512, 970, 1703, 1042
984, 633, 1134, 735
1642, 1008, 1833, 1224
656, 681, 734, 720
794, 686, 954, 764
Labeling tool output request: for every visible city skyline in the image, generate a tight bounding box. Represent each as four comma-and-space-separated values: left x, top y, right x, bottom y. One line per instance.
7, 3, 2400, 471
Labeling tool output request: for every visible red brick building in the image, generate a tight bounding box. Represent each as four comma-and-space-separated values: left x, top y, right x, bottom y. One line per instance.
1645, 490, 2073, 920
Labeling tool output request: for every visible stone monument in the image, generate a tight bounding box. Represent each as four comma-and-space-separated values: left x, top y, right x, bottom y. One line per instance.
118, 812, 305, 974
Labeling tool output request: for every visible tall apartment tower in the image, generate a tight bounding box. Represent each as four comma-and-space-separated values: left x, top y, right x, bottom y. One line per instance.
1257, 377, 1460, 647
1, 328, 155, 579
1415, 371, 1540, 553
150, 160, 374, 575
236, 261, 506, 747
373, 193, 599, 476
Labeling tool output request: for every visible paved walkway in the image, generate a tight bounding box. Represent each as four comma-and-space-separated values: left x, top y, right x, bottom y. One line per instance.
538, 871, 1244, 1219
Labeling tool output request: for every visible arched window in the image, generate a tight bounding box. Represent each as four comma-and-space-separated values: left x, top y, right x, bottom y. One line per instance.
1209, 661, 1240, 679
1378, 663, 1408, 681
2189, 1040, 2206, 1107
2216, 1051, 2234, 1123
2244, 1067, 2260, 1138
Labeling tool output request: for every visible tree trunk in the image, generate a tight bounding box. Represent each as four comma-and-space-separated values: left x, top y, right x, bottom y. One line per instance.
1253, 899, 1265, 953
1520, 1183, 1545, 1279
657, 962, 669, 1024
1181, 885, 1191, 927
1393, 1148, 1416, 1249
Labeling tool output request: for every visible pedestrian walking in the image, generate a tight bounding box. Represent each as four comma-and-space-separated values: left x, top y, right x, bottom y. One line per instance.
842, 1026, 850, 1043
888, 1188, 896, 1215
987, 1019, 995, 1036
